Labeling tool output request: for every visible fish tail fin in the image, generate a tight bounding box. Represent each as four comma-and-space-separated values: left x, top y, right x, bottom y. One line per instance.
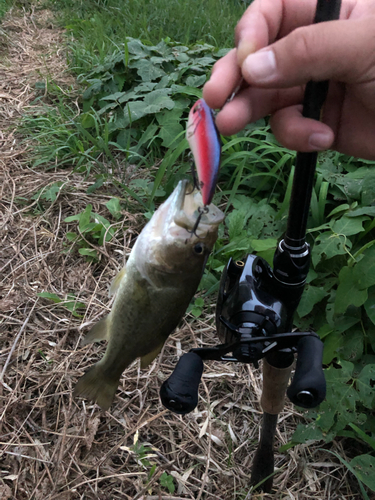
73, 363, 118, 411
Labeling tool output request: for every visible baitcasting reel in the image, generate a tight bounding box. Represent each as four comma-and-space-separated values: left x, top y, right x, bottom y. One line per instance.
160, 252, 326, 415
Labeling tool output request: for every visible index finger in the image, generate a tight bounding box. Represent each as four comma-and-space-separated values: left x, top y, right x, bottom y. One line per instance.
236, 0, 350, 65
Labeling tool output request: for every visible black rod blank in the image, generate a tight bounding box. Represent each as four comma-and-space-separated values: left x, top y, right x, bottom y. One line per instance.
285, 0, 342, 245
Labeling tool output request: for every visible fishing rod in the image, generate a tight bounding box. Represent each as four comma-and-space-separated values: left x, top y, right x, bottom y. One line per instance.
159, 0, 342, 493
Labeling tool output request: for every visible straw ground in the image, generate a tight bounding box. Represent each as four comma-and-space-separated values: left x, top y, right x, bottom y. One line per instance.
0, 6, 367, 500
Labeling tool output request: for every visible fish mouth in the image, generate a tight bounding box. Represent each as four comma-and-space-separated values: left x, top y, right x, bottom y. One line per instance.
172, 180, 224, 235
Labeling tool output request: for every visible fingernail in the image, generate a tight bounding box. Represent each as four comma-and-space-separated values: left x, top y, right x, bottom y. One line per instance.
237, 39, 256, 66
309, 132, 332, 150
243, 50, 276, 83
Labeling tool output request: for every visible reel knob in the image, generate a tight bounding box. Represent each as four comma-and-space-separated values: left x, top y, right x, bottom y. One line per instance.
160, 352, 204, 415
287, 335, 326, 408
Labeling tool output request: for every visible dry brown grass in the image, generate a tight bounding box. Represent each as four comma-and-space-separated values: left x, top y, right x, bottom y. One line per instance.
0, 6, 367, 500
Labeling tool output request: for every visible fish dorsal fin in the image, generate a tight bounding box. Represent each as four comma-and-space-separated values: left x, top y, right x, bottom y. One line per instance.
109, 266, 126, 297
83, 316, 109, 345
140, 343, 164, 369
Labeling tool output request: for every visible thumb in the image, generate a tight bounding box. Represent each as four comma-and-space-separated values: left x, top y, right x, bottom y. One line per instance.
241, 17, 375, 87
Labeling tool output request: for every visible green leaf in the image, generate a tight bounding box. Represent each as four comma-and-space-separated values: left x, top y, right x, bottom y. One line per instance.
138, 123, 159, 147
143, 89, 175, 113
356, 364, 375, 409
297, 285, 328, 317
78, 248, 98, 258
99, 225, 115, 245
364, 287, 375, 326
78, 204, 93, 231
64, 214, 81, 223
325, 450, 371, 499
226, 210, 247, 240
322, 330, 344, 364
127, 38, 151, 57
148, 464, 157, 480
124, 101, 149, 125
66, 232, 78, 242
312, 232, 350, 267
291, 422, 325, 443
80, 112, 96, 129
186, 74, 206, 87
327, 203, 350, 218
354, 247, 375, 289
347, 206, 375, 217
190, 307, 202, 318
350, 454, 375, 492
251, 238, 278, 252
159, 472, 175, 494
339, 329, 364, 362
171, 84, 202, 98
105, 198, 122, 220
349, 423, 375, 450
335, 266, 368, 314
37, 292, 62, 304
40, 182, 63, 202
156, 108, 184, 147
361, 171, 375, 205
332, 215, 367, 236
130, 59, 166, 81
35, 81, 46, 90
87, 176, 104, 194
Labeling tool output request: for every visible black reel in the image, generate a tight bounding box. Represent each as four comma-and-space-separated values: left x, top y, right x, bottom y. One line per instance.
160, 253, 326, 415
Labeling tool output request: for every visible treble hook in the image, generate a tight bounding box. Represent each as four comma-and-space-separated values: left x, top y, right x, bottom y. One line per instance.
188, 205, 209, 238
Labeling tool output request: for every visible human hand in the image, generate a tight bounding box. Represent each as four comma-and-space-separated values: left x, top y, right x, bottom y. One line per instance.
203, 0, 375, 160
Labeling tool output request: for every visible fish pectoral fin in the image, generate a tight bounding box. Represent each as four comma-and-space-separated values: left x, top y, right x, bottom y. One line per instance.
140, 343, 164, 369
109, 266, 126, 297
83, 317, 109, 345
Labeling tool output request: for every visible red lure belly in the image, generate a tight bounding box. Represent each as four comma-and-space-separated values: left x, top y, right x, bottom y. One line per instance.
186, 98, 221, 206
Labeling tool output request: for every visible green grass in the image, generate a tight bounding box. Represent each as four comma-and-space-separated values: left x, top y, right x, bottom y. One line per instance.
48, 0, 245, 74
0, 0, 11, 20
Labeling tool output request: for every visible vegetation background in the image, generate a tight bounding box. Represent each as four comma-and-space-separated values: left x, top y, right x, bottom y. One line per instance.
1, 0, 375, 498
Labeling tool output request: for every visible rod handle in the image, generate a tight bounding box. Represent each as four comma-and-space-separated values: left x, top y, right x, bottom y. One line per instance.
160, 352, 204, 415
287, 335, 326, 408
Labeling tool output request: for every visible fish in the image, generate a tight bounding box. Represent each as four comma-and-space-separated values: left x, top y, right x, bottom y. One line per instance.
74, 180, 224, 410
186, 98, 221, 207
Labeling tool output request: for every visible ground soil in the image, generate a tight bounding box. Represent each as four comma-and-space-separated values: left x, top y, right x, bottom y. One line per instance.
0, 6, 367, 500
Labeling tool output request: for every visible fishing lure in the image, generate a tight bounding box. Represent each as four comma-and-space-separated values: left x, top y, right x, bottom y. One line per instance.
186, 98, 221, 207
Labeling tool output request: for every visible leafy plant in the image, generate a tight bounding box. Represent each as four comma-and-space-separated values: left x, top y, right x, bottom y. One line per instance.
32, 181, 64, 203
64, 203, 116, 261
121, 432, 175, 495
37, 291, 86, 317
78, 38, 228, 161
269, 152, 375, 490
159, 472, 175, 494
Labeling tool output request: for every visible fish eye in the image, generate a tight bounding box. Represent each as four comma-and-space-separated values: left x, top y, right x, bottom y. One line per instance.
193, 242, 205, 255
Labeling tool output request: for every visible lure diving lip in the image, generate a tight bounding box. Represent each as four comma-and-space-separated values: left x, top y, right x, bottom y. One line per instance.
186, 98, 221, 206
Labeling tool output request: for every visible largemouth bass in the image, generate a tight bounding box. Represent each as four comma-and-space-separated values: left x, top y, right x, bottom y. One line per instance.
74, 180, 224, 410
186, 98, 221, 206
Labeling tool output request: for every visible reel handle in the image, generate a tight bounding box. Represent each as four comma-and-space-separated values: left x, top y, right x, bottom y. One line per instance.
287, 335, 326, 408
160, 352, 204, 415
